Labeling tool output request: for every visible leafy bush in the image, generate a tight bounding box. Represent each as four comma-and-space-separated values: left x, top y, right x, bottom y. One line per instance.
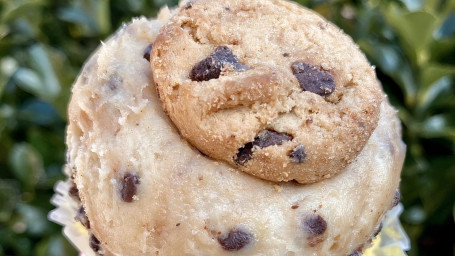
0, 0, 453, 255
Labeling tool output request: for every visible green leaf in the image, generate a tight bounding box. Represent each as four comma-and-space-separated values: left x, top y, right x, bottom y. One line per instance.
0, 179, 19, 222
0, 0, 45, 23
35, 235, 77, 256
385, 7, 438, 64
0, 57, 18, 98
58, 0, 111, 37
421, 63, 455, 89
0, 104, 15, 139
9, 143, 44, 190
28, 44, 61, 100
13, 68, 44, 97
416, 76, 454, 114
419, 114, 455, 139
18, 100, 59, 126
16, 203, 49, 236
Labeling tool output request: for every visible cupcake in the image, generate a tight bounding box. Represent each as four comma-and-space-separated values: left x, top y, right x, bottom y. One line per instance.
50, 1, 410, 255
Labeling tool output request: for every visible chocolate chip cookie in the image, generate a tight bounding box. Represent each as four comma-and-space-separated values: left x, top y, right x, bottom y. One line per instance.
151, 0, 383, 183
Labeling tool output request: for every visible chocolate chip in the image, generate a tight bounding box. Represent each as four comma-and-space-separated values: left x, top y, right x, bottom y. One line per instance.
304, 214, 327, 236
291, 62, 335, 96
254, 130, 292, 148
392, 190, 401, 207
190, 46, 249, 81
143, 43, 153, 62
283, 53, 290, 57
75, 206, 90, 229
68, 183, 80, 202
291, 204, 299, 209
120, 172, 140, 203
290, 145, 306, 163
218, 229, 253, 251
235, 141, 254, 165
235, 130, 292, 165
348, 250, 362, 256
89, 234, 104, 255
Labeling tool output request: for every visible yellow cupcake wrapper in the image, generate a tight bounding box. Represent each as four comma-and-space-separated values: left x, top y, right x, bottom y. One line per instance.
49, 180, 410, 256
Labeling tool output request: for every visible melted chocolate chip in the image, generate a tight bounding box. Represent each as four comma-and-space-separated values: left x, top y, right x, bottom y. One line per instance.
304, 214, 327, 236
290, 145, 306, 163
291, 62, 335, 96
190, 46, 249, 81
392, 190, 401, 207
218, 229, 253, 251
235, 130, 292, 165
89, 234, 104, 255
143, 43, 153, 62
120, 172, 140, 202
75, 206, 90, 229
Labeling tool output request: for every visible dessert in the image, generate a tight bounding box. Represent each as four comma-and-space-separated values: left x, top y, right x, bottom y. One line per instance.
51, 1, 408, 255
152, 0, 383, 183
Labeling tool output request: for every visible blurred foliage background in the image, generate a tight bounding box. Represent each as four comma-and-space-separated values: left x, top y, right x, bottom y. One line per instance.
0, 0, 454, 255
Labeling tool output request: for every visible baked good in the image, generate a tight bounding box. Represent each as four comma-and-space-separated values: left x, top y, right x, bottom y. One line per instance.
151, 0, 383, 183
65, 4, 405, 255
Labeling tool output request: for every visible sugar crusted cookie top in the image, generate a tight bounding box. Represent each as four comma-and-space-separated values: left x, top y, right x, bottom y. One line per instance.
151, 0, 383, 183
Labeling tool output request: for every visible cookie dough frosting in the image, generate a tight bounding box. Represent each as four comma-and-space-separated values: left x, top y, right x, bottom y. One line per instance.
151, 0, 383, 183
66, 6, 405, 256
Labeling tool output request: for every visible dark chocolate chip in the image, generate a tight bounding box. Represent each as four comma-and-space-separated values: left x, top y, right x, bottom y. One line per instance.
75, 206, 90, 229
348, 250, 362, 256
68, 183, 81, 202
291, 62, 335, 96
143, 43, 153, 62
218, 229, 253, 251
189, 46, 249, 81
235, 141, 254, 165
120, 172, 140, 203
392, 190, 401, 207
283, 53, 290, 57
290, 145, 306, 163
235, 130, 292, 165
304, 214, 327, 236
235, 130, 292, 164
254, 130, 292, 148
89, 234, 104, 255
